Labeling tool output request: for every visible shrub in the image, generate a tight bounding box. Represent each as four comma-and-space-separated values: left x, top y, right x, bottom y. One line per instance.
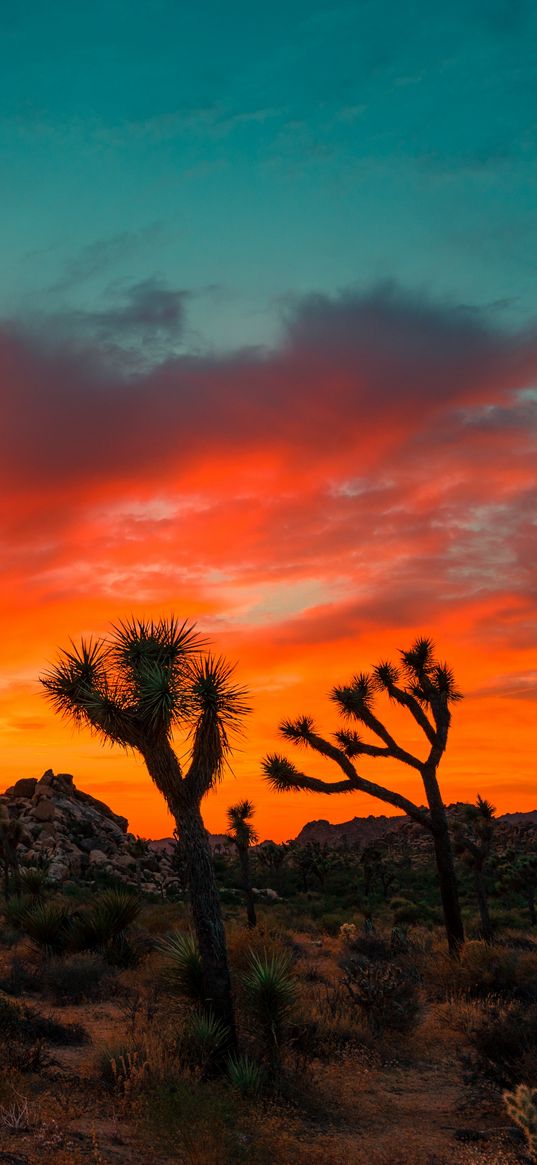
70, 889, 142, 952
0, 955, 41, 997
0, 990, 88, 1049
429, 939, 537, 1001
11, 899, 72, 956
40, 953, 114, 1004
157, 931, 204, 1003
468, 1000, 537, 1088
341, 959, 421, 1035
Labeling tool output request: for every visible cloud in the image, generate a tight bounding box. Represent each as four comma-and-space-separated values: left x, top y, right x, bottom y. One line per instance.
42, 278, 188, 356
1, 283, 535, 501
49, 226, 164, 293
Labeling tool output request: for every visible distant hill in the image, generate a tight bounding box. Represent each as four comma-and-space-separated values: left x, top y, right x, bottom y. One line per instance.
154, 807, 537, 852
292, 806, 537, 849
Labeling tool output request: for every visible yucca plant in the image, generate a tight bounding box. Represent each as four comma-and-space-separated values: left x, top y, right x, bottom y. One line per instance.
16, 899, 72, 956
181, 1009, 230, 1075
19, 868, 49, 899
157, 931, 205, 1004
227, 1051, 264, 1097
70, 888, 141, 953
40, 615, 250, 1050
243, 950, 298, 1075
262, 636, 465, 954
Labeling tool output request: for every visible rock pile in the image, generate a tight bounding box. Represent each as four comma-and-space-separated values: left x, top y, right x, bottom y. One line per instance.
0, 769, 180, 894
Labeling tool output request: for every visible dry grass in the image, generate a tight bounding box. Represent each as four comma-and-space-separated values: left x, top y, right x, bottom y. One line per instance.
0, 912, 534, 1164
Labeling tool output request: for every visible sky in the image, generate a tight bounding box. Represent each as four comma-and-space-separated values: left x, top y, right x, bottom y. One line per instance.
0, 0, 536, 840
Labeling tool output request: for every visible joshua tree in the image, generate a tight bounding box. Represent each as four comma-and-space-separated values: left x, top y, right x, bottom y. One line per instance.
453, 796, 496, 943
499, 842, 537, 927
263, 636, 464, 953
225, 799, 258, 928
40, 616, 249, 1046
256, 840, 288, 896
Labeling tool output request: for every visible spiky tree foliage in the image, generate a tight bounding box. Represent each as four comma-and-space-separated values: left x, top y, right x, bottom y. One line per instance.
243, 950, 298, 1076
226, 799, 258, 928
453, 796, 496, 943
157, 931, 205, 1003
263, 636, 465, 953
41, 616, 250, 1048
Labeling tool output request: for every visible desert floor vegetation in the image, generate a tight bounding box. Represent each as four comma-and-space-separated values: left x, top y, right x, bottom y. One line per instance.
1, 887, 536, 1165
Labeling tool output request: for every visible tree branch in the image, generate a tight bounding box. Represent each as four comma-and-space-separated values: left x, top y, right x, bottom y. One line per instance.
386, 685, 437, 746
357, 708, 422, 771
263, 753, 431, 830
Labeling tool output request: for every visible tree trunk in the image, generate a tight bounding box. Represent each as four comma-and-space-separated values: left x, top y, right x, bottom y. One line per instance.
422, 764, 464, 955
431, 820, 465, 954
238, 846, 257, 928
141, 741, 237, 1052
474, 868, 494, 943
178, 799, 237, 1048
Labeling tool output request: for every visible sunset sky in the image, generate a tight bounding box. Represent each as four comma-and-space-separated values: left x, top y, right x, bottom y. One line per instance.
1, 0, 536, 840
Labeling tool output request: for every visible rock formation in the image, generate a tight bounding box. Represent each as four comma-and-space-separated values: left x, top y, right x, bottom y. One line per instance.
0, 769, 180, 894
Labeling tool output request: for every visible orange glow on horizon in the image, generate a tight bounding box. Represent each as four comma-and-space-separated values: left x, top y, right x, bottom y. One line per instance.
1, 293, 536, 837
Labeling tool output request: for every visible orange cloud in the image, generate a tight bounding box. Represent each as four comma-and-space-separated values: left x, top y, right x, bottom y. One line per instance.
0, 285, 536, 838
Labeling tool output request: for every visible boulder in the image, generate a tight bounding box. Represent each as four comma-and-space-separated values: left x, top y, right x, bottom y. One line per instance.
11, 778, 37, 798
89, 849, 108, 866
32, 799, 56, 822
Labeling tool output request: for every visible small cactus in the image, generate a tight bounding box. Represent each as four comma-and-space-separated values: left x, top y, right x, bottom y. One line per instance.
504, 1084, 537, 1160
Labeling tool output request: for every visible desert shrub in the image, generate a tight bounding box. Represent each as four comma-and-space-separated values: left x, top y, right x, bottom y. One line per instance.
104, 929, 148, 968
70, 888, 142, 952
0, 990, 88, 1048
429, 939, 537, 1001
226, 1052, 265, 1096
157, 931, 204, 1003
0, 955, 41, 997
40, 953, 114, 1004
319, 913, 347, 936
341, 930, 394, 962
391, 900, 422, 927
143, 1077, 270, 1165
11, 899, 72, 956
467, 999, 537, 1088
341, 959, 421, 1035
226, 921, 288, 975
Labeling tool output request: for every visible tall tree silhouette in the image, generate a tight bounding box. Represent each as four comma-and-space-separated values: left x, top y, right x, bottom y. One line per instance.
263, 636, 464, 953
41, 616, 249, 1046
225, 799, 258, 928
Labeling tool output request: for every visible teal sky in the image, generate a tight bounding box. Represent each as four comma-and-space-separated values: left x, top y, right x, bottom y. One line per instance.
2, 0, 536, 351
